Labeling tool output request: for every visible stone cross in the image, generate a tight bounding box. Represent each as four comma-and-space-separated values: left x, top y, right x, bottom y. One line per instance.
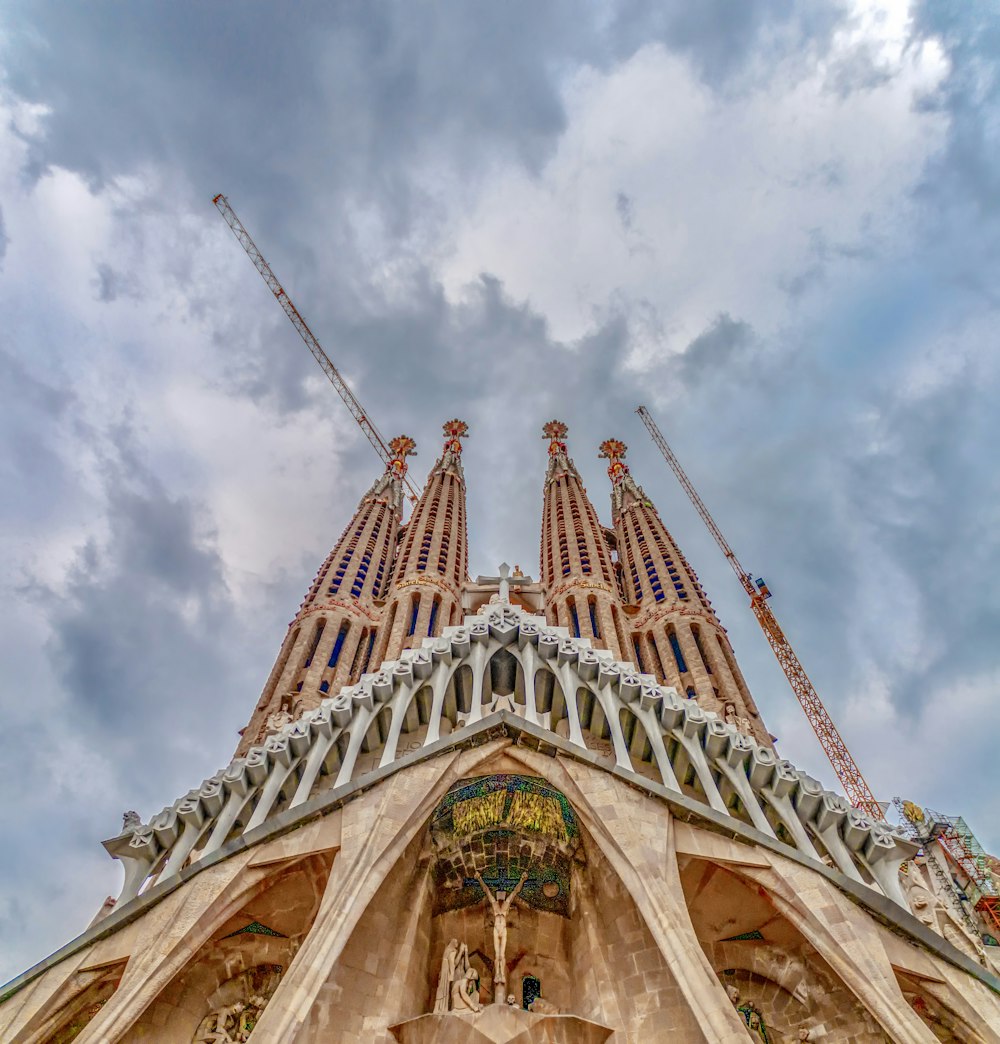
476, 562, 529, 604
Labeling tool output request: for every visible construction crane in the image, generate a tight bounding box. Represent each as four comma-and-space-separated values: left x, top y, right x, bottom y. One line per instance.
213, 194, 419, 503
636, 405, 883, 821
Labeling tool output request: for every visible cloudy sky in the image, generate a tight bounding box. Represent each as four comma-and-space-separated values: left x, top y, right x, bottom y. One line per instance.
2, 0, 999, 985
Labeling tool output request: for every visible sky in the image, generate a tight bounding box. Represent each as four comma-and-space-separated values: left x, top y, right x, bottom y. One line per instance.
1, 0, 999, 986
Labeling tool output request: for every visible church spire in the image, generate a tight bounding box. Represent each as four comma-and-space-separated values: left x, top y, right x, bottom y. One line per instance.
601, 438, 769, 745
236, 437, 415, 755
539, 421, 627, 658
375, 419, 470, 664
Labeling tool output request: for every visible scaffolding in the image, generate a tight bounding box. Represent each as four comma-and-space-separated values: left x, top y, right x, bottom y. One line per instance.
925, 810, 1000, 937
896, 799, 1000, 939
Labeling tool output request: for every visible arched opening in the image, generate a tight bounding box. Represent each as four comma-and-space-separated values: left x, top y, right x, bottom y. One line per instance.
522, 974, 541, 1011
348, 627, 370, 681
21, 959, 127, 1043
647, 632, 667, 683
124, 853, 335, 1042
533, 668, 563, 717
446, 664, 474, 720
487, 647, 525, 704
610, 602, 628, 659
362, 705, 393, 754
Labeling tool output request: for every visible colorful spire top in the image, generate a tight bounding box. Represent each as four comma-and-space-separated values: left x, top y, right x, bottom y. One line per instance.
543, 420, 569, 456
442, 419, 469, 455
598, 439, 629, 485
387, 435, 417, 479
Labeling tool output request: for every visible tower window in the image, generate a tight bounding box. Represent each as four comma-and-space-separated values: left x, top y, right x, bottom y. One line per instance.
669, 631, 688, 674
692, 626, 713, 675
632, 637, 647, 673
359, 630, 376, 675
408, 595, 420, 636
569, 599, 581, 638
304, 620, 326, 668
522, 975, 541, 1011
328, 622, 349, 668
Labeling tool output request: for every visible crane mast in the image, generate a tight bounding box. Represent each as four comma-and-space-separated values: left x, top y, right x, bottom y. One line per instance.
213, 194, 419, 503
636, 405, 883, 821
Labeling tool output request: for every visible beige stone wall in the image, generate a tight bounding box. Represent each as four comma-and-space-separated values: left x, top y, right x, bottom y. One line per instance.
6, 741, 999, 1044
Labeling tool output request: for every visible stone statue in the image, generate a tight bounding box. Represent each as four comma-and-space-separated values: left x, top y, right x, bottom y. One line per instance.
903, 873, 987, 964
725, 984, 740, 1006
191, 964, 282, 1043
122, 810, 142, 832
798, 1030, 811, 1041
264, 707, 293, 736
236, 995, 269, 1041
506, 993, 518, 1007
474, 870, 528, 991
193, 1002, 244, 1043
434, 939, 461, 1013
451, 966, 482, 1013
737, 1002, 768, 1040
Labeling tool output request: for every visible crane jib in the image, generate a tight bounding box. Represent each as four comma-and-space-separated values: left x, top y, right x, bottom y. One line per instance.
213, 194, 419, 502
636, 404, 881, 820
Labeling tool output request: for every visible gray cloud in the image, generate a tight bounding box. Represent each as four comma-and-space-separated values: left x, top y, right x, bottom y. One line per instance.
609, 0, 847, 85
672, 313, 755, 388
911, 2, 1000, 217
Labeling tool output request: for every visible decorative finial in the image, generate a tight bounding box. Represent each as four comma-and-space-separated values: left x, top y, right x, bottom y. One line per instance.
442, 419, 469, 455
387, 435, 417, 479
542, 420, 568, 440
598, 438, 629, 485
542, 420, 568, 457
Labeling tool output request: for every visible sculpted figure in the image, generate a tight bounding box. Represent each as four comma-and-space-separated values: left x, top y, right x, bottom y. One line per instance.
264, 707, 293, 736
193, 1002, 243, 1043
904, 874, 987, 964
506, 994, 518, 1007
451, 967, 482, 1013
434, 939, 460, 1013
725, 984, 740, 1007
474, 870, 528, 991
798, 1031, 811, 1041
236, 996, 268, 1041
122, 810, 142, 832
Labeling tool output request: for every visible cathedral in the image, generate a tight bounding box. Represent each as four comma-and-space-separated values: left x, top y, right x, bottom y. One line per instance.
2, 420, 999, 1043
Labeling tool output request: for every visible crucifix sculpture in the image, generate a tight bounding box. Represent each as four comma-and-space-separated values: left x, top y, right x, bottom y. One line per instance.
474, 869, 528, 993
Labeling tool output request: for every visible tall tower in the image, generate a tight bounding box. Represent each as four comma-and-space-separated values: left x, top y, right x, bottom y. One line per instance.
375, 419, 470, 664
599, 438, 769, 745
237, 435, 416, 755
539, 421, 627, 658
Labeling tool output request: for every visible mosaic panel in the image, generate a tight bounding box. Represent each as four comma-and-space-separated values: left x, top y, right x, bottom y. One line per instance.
431, 775, 581, 918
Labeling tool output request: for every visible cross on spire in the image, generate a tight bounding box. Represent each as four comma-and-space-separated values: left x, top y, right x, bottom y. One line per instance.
475, 562, 529, 603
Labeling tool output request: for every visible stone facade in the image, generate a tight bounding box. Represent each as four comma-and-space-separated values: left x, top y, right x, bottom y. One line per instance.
4, 422, 1000, 1043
